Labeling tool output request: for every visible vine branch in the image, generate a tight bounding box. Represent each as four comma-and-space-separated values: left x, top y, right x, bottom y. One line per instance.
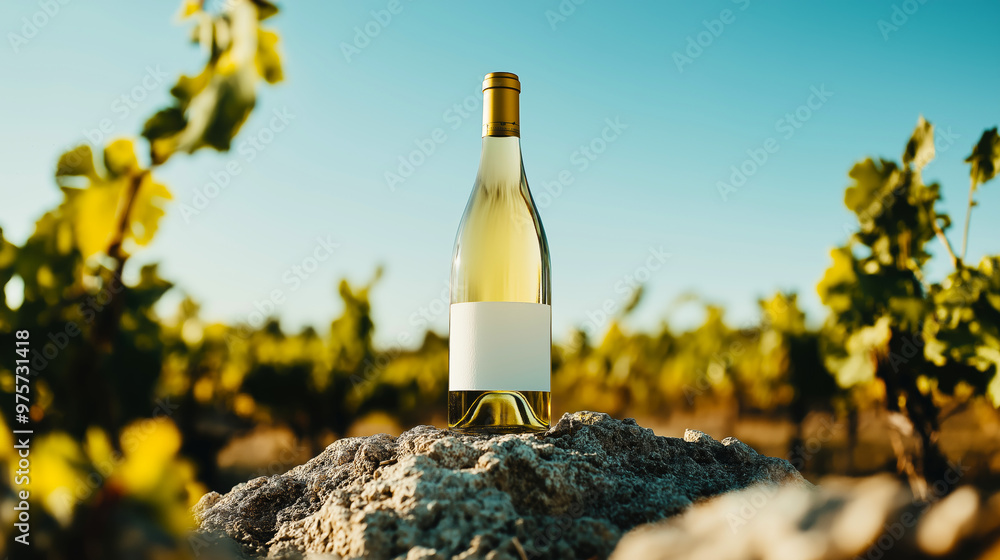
961, 177, 976, 262
931, 215, 960, 269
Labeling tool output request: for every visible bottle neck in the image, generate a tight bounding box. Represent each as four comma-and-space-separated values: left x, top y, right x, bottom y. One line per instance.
477, 136, 523, 187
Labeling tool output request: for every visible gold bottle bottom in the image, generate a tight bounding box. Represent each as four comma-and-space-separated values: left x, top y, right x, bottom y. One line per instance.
448, 390, 550, 434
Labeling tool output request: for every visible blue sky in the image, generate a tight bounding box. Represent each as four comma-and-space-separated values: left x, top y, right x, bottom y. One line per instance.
2, 0, 999, 346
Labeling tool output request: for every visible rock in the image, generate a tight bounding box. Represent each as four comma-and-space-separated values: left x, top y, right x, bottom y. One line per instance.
610, 470, 1000, 560
194, 412, 806, 559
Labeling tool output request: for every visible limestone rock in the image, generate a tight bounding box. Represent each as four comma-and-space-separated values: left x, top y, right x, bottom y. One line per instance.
194, 412, 806, 559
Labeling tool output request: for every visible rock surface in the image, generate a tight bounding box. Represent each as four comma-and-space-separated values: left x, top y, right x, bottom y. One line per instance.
193, 411, 806, 559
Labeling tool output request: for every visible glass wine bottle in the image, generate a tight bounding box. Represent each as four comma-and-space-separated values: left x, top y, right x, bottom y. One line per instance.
448, 72, 551, 434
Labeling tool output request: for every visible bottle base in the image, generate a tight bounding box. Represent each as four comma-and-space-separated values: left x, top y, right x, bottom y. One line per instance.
448, 390, 550, 434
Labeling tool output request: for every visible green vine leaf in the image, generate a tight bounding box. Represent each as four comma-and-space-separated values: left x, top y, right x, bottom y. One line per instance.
925, 256, 1000, 394
903, 115, 935, 171
55, 145, 99, 181
828, 316, 891, 388
53, 141, 172, 260
843, 149, 942, 270
143, 0, 285, 164
966, 127, 1000, 190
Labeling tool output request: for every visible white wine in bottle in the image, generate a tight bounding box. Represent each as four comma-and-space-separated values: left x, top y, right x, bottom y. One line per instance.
448, 72, 551, 434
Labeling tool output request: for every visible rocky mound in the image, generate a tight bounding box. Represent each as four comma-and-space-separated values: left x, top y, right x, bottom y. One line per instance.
193, 412, 806, 559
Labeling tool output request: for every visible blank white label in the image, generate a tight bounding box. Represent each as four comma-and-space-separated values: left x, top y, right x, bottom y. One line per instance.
449, 302, 551, 391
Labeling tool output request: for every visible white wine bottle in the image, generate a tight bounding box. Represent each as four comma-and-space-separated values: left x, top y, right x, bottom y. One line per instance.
448, 72, 551, 434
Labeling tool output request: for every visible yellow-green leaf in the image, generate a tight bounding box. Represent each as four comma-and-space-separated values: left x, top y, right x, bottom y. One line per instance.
103, 139, 141, 179
256, 29, 283, 84
128, 175, 173, 247
966, 127, 1000, 189
51, 142, 172, 259
55, 145, 98, 180
989, 374, 1000, 407
903, 115, 935, 171
72, 180, 122, 259
250, 0, 279, 20
178, 0, 201, 19
142, 0, 284, 164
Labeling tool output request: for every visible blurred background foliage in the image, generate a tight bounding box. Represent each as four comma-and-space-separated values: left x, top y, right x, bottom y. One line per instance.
1, 1, 1000, 559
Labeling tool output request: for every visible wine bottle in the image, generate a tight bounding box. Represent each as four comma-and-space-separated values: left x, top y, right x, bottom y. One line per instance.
448, 72, 551, 434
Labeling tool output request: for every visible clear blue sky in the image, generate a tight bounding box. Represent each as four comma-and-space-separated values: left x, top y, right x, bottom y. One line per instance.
2, 0, 999, 346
